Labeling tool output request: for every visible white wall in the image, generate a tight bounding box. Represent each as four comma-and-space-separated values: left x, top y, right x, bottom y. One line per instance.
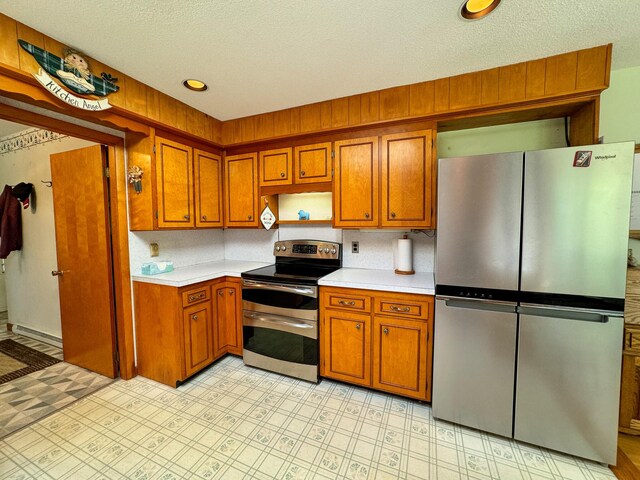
0, 129, 96, 340
0, 269, 6, 311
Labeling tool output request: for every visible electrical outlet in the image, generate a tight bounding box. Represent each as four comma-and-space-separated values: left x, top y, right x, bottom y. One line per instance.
351, 241, 359, 254
150, 243, 159, 257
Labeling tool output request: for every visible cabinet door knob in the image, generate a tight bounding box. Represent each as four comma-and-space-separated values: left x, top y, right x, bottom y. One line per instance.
390, 212, 396, 218
228, 289, 234, 295
51, 270, 64, 276
364, 213, 370, 219
248, 215, 253, 220
192, 315, 198, 320
383, 328, 389, 335
280, 172, 285, 178
202, 215, 207, 221
183, 214, 190, 220
355, 323, 361, 330
300, 170, 305, 176
218, 290, 224, 296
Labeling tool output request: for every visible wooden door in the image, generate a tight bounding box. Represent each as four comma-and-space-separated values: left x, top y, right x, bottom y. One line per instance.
372, 315, 429, 400
333, 137, 379, 228
381, 130, 434, 228
321, 309, 371, 386
182, 302, 214, 377
50, 145, 117, 378
155, 137, 194, 228
194, 149, 223, 228
213, 283, 227, 357
224, 153, 259, 227
259, 147, 292, 186
294, 142, 332, 184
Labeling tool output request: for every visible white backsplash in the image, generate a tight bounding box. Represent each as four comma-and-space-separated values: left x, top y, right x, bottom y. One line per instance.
223, 228, 278, 262
342, 230, 435, 272
129, 225, 435, 273
129, 229, 225, 274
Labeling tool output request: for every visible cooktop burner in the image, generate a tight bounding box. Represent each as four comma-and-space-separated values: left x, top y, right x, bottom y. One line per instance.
241, 240, 342, 286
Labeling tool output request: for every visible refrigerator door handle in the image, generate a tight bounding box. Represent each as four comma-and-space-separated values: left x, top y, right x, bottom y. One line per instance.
441, 297, 517, 314
517, 304, 619, 323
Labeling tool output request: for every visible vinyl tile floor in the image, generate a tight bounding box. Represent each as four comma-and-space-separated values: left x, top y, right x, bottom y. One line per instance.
0, 312, 113, 438
0, 354, 616, 480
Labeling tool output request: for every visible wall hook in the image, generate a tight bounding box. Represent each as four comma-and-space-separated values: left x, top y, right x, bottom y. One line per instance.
41, 180, 52, 187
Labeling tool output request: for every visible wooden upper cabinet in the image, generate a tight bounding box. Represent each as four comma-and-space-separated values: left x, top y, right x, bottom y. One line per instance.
224, 152, 259, 227
294, 142, 332, 184
381, 130, 434, 228
155, 137, 194, 228
194, 149, 223, 228
333, 137, 379, 228
259, 147, 293, 186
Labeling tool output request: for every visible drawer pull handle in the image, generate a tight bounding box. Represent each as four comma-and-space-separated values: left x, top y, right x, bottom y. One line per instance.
356, 323, 361, 330
189, 293, 206, 302
338, 300, 356, 306
390, 305, 411, 312
383, 328, 389, 334
192, 315, 198, 320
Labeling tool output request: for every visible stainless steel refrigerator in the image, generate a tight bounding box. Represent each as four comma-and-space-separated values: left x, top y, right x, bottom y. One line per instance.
432, 142, 634, 465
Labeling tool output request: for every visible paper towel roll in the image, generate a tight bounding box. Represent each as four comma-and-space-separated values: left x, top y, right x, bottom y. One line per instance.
395, 237, 414, 274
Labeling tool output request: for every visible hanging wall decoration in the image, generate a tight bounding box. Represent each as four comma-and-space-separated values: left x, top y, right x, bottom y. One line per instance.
18, 40, 119, 111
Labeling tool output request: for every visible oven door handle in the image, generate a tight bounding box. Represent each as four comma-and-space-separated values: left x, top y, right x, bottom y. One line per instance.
243, 311, 318, 339
242, 280, 316, 297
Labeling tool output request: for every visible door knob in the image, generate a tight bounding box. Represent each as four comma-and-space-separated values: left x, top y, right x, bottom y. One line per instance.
364, 213, 370, 219
202, 215, 207, 221
51, 270, 64, 276
383, 328, 389, 335
300, 171, 305, 176
356, 324, 361, 330
228, 289, 234, 295
183, 214, 190, 220
280, 172, 285, 177
248, 215, 253, 220
218, 290, 224, 296
390, 212, 396, 218
192, 315, 198, 320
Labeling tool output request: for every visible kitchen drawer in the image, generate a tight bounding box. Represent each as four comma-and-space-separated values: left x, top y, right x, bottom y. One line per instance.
374, 293, 432, 320
325, 290, 371, 313
182, 285, 210, 307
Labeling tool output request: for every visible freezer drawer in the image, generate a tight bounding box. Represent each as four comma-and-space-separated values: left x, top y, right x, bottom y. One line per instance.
514, 311, 623, 465
432, 297, 518, 438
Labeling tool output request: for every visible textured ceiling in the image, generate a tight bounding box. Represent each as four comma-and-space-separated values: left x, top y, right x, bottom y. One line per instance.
1, 1, 639, 121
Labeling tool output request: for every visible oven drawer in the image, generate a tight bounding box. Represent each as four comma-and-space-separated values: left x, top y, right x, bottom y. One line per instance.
182, 285, 210, 307
325, 290, 371, 313
374, 294, 432, 320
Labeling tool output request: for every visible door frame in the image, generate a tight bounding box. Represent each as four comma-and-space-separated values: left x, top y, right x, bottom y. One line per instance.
0, 101, 136, 379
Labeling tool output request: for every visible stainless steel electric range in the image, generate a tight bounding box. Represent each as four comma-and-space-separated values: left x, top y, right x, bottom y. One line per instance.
241, 240, 342, 382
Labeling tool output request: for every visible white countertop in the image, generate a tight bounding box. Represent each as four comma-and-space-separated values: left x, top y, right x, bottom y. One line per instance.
131, 260, 270, 287
318, 268, 435, 295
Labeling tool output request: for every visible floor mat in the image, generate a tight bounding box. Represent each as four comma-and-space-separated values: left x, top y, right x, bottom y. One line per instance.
0, 339, 61, 384
0, 361, 113, 438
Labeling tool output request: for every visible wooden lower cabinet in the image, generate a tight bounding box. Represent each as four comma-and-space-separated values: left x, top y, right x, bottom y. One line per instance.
320, 286, 434, 401
134, 277, 243, 387
321, 310, 371, 386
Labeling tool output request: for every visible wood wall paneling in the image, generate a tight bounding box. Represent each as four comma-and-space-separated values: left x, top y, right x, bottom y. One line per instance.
0, 13, 19, 69
379, 86, 409, 120
349, 95, 362, 125
434, 78, 450, 112
525, 58, 547, 98
126, 132, 155, 231
124, 76, 148, 117
480, 68, 500, 105
187, 108, 206, 139
85, 57, 126, 109
449, 72, 482, 110
175, 101, 187, 131
545, 51, 578, 95
146, 89, 160, 121
255, 112, 274, 139
576, 46, 608, 90
16, 23, 44, 75
273, 109, 292, 137
332, 97, 349, 127
498, 63, 526, 103
320, 101, 332, 129
289, 107, 300, 135
158, 92, 177, 128
300, 103, 322, 132
409, 81, 435, 116
361, 91, 380, 123
569, 100, 598, 146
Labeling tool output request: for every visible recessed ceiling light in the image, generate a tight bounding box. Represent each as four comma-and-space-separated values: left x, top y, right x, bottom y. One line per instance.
183, 79, 208, 92
460, 0, 501, 20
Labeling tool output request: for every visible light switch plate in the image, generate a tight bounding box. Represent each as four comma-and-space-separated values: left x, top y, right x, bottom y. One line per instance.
150, 243, 159, 257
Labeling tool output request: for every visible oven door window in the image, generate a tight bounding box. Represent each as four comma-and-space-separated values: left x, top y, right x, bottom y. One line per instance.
243, 312, 318, 366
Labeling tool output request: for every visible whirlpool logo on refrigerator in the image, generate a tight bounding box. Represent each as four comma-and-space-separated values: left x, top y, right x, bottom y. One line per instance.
573, 151, 592, 167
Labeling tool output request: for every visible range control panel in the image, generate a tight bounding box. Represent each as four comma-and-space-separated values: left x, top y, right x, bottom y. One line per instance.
274, 240, 341, 260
